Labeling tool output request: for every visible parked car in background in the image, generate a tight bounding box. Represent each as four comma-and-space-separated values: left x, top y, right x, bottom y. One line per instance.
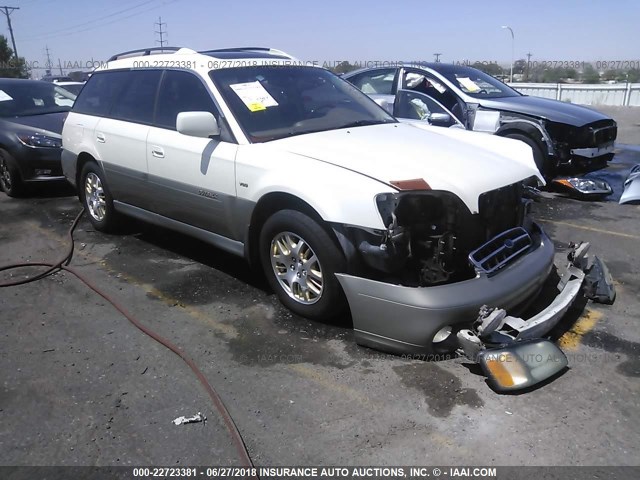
344, 64, 618, 177
41, 75, 74, 83
56, 81, 85, 96
0, 79, 75, 196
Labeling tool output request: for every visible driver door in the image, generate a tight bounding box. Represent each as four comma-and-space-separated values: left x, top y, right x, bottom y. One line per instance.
400, 69, 469, 127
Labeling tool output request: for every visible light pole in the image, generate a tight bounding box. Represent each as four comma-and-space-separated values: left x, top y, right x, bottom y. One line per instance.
501, 25, 514, 83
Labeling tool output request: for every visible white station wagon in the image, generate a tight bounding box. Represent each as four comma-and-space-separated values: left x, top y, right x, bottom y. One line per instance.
61, 47, 614, 391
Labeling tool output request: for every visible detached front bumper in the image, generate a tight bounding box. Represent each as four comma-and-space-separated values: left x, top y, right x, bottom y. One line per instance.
336, 225, 614, 358
335, 223, 555, 356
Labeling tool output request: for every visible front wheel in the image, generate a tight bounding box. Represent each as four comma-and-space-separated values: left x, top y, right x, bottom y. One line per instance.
505, 133, 551, 178
0, 149, 24, 197
259, 209, 347, 321
79, 162, 119, 232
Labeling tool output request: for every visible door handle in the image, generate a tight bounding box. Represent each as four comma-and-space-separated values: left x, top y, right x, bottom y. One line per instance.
96, 133, 106, 143
151, 146, 165, 158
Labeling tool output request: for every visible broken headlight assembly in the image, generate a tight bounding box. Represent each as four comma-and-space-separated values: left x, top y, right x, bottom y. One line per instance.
370, 190, 481, 286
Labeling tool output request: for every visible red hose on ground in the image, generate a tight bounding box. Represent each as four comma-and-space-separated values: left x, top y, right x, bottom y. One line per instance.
0, 209, 257, 473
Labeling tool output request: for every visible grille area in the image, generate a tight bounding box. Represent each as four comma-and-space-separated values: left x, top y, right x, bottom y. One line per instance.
468, 227, 532, 275
478, 181, 525, 240
591, 124, 617, 145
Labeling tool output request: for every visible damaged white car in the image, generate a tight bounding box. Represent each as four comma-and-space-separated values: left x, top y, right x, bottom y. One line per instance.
61, 47, 614, 392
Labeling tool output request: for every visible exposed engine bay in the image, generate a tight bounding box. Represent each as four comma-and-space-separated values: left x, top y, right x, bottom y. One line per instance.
344, 182, 531, 287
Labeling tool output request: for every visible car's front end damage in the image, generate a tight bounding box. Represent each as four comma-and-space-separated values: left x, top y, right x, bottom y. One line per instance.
333, 181, 615, 391
473, 96, 618, 171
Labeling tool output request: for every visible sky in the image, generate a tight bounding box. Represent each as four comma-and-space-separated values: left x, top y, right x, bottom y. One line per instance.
5, 0, 639, 77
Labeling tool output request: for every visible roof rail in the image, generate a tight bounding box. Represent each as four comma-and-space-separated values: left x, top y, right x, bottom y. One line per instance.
199, 47, 295, 59
108, 47, 184, 62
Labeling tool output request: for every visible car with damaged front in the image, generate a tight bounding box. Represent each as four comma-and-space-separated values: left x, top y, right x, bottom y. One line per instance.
61, 47, 614, 392
343, 64, 618, 178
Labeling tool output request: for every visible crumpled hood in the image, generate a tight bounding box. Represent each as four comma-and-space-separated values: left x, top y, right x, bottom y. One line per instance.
268, 122, 541, 213
479, 95, 612, 126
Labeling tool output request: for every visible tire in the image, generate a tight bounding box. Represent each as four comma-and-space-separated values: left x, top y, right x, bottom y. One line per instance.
79, 161, 119, 232
504, 133, 551, 178
259, 209, 347, 321
0, 149, 25, 197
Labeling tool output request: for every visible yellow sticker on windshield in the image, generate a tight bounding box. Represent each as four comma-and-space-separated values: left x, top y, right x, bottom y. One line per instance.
248, 102, 266, 112
458, 77, 481, 92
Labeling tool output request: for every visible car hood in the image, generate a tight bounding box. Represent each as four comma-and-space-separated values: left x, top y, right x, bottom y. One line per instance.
478, 95, 612, 127
2, 111, 68, 136
269, 122, 542, 213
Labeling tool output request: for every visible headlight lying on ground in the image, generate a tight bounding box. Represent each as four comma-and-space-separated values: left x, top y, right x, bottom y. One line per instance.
551, 177, 613, 198
17, 133, 62, 148
477, 339, 568, 392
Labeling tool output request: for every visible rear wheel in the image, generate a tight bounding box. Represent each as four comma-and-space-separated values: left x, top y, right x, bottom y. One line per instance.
259, 209, 347, 321
0, 149, 24, 197
505, 132, 551, 178
79, 162, 119, 232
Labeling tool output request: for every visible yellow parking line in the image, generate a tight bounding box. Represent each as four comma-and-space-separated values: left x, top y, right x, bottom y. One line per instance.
538, 219, 639, 240
557, 309, 603, 351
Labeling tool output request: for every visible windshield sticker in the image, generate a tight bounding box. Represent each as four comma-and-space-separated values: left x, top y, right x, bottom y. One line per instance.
457, 77, 481, 92
0, 90, 13, 101
230, 81, 278, 112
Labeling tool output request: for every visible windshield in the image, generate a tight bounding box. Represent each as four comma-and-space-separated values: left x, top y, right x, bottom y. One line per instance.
440, 68, 521, 99
210, 66, 396, 142
0, 82, 75, 117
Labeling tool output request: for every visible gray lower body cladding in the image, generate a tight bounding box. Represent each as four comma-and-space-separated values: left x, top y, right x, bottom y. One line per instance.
336, 223, 555, 355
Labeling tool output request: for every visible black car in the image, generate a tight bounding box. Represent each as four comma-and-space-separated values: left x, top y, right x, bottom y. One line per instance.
344, 64, 617, 177
0, 79, 75, 196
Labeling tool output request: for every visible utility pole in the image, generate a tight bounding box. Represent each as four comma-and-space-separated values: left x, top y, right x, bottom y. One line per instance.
44, 45, 53, 75
155, 16, 167, 50
433, 53, 442, 63
525, 52, 533, 81
0, 6, 19, 59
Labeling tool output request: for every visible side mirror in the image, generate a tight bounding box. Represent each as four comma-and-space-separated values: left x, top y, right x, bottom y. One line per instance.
176, 111, 220, 138
428, 112, 452, 126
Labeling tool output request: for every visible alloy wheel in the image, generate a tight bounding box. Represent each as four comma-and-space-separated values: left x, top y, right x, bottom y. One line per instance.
270, 231, 323, 304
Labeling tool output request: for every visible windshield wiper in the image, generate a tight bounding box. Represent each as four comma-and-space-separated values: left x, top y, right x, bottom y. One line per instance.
335, 119, 392, 130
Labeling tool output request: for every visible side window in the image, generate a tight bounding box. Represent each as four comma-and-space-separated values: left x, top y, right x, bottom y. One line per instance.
154, 70, 219, 129
347, 68, 396, 95
110, 70, 162, 124
72, 71, 130, 116
403, 70, 464, 121
394, 89, 458, 127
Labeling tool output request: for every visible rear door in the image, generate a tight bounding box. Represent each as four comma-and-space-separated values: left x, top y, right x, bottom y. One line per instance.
145, 70, 239, 238
92, 70, 162, 207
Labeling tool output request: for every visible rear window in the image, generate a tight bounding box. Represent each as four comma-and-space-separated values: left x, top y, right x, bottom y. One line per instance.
72, 71, 130, 116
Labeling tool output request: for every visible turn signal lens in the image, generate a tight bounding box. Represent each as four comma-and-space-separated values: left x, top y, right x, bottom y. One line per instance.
389, 178, 431, 190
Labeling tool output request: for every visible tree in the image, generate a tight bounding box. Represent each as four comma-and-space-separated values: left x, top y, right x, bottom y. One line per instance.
514, 59, 527, 75
472, 61, 503, 77
627, 69, 640, 83
581, 63, 600, 84
331, 61, 357, 75
0, 35, 29, 78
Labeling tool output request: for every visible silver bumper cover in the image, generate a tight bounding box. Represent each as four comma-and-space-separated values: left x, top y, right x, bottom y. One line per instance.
336, 227, 614, 357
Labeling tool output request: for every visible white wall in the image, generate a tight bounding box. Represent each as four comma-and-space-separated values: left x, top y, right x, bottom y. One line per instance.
508, 83, 640, 106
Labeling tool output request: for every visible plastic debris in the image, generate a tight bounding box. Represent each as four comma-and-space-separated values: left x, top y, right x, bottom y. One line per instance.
172, 412, 206, 426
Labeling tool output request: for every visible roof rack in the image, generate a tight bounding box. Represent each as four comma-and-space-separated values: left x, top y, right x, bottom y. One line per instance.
198, 47, 295, 59
108, 47, 185, 62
